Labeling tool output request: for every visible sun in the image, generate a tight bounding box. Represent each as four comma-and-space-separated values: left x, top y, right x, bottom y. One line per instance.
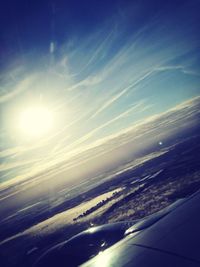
18, 105, 54, 138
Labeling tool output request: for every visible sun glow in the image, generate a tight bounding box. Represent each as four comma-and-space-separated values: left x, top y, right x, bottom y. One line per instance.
17, 105, 54, 138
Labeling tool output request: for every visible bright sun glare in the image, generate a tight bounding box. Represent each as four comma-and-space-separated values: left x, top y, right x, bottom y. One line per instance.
18, 106, 54, 138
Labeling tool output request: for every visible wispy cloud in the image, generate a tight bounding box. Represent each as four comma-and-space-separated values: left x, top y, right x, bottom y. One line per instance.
65, 100, 149, 147
90, 71, 154, 119
0, 75, 36, 103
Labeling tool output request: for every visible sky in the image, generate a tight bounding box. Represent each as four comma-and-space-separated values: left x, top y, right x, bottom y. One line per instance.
0, 0, 200, 188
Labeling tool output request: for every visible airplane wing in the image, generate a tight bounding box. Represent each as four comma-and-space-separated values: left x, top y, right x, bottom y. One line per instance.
81, 190, 200, 267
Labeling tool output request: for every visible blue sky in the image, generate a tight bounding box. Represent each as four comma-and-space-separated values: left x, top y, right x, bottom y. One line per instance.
0, 0, 200, 187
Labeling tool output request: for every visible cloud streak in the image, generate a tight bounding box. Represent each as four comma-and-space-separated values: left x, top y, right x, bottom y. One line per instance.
0, 75, 36, 103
